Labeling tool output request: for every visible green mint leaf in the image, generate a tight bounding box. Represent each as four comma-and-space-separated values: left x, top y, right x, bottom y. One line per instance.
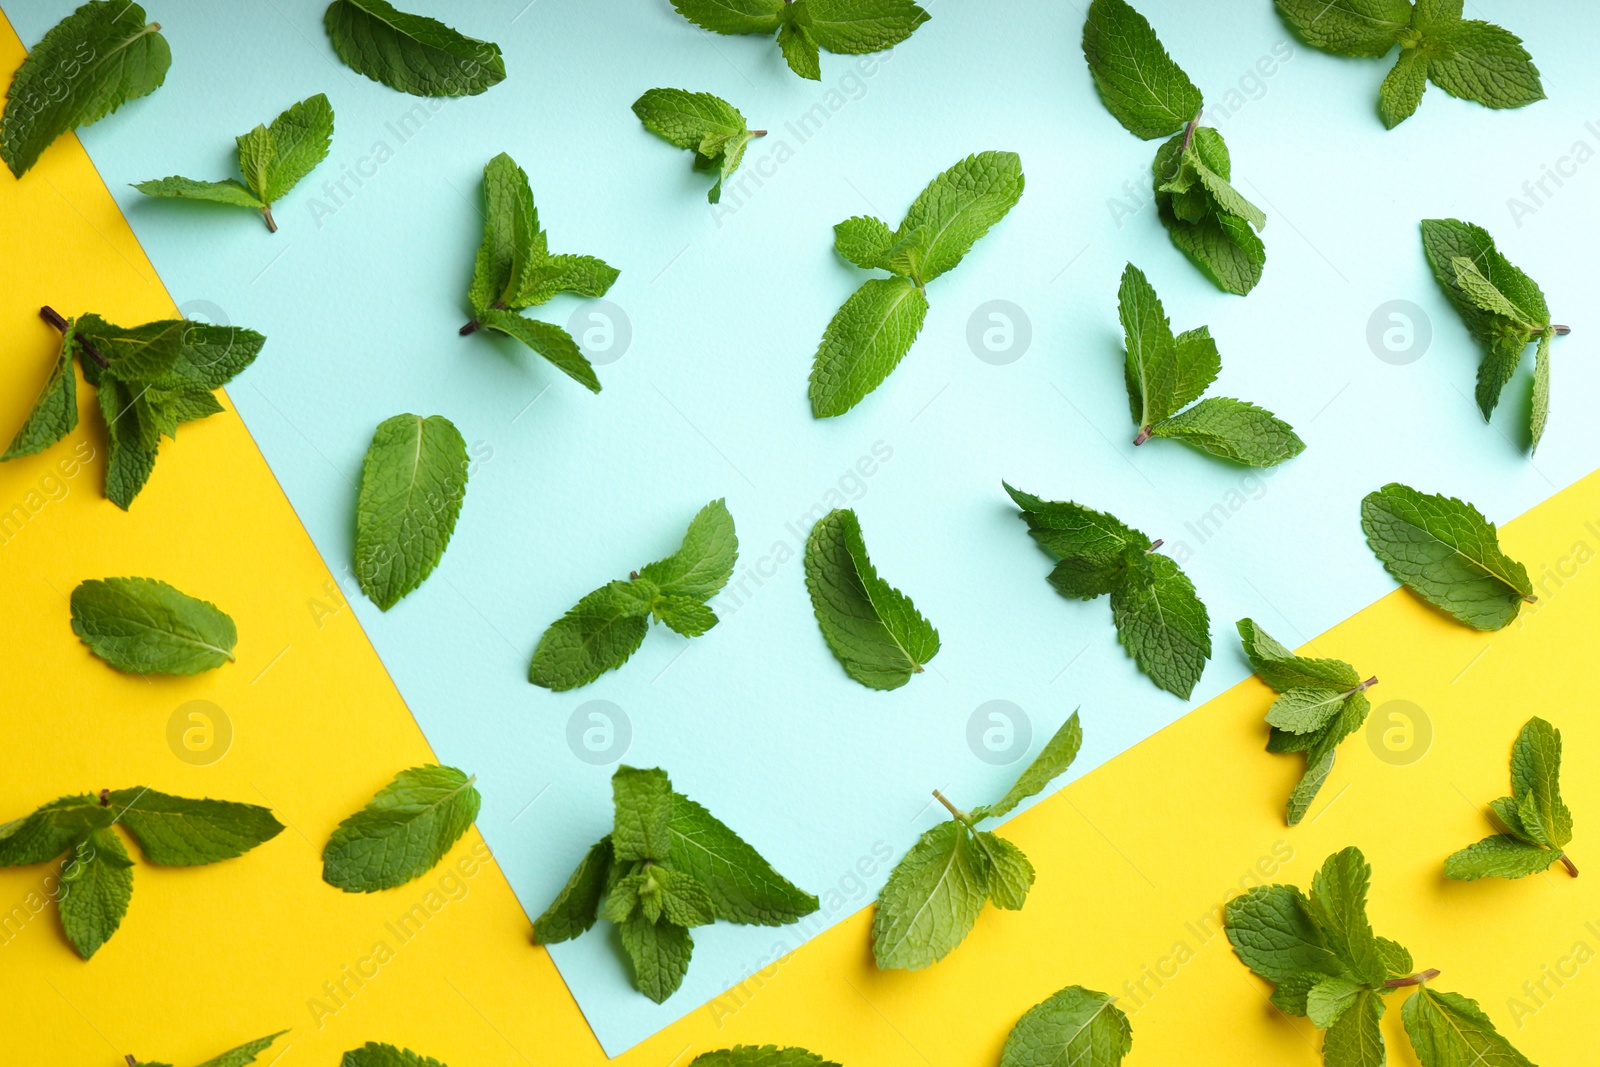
1001, 984, 1132, 1067
236, 93, 334, 207
619, 914, 694, 1003
1188, 129, 1265, 231
1266, 688, 1360, 735
1307, 847, 1388, 986
883, 151, 1024, 286
324, 0, 504, 97
1268, 971, 1323, 1016
531, 836, 612, 944
97, 377, 157, 509
1117, 263, 1217, 431
1274, 0, 1411, 58
105, 788, 282, 866
1110, 553, 1211, 698
803, 508, 940, 690
1509, 716, 1571, 850
157, 322, 266, 391
612, 766, 675, 863
468, 152, 539, 316
1284, 693, 1370, 825
70, 577, 236, 675
802, 0, 930, 55
808, 276, 929, 418
144, 383, 223, 426
1423, 20, 1543, 112
1225, 884, 1349, 983
0, 1, 170, 178
476, 310, 600, 393
1237, 619, 1363, 692
1379, 49, 1430, 128
1081, 0, 1202, 139
1451, 256, 1539, 327
58, 827, 133, 958
834, 215, 895, 270
1530, 330, 1552, 453
1153, 129, 1267, 295
1323, 989, 1387, 1067
138, 1032, 288, 1067
654, 596, 719, 637
632, 88, 760, 200
1148, 397, 1305, 468
4, 320, 78, 460
665, 792, 819, 926
978, 711, 1083, 821
1005, 482, 1150, 567
777, 22, 822, 80
0, 795, 106, 866
321, 765, 481, 892
354, 413, 469, 611
689, 1047, 842, 1067
1401, 987, 1535, 1067
1306, 974, 1366, 1030
1161, 201, 1266, 296
636, 498, 739, 601
528, 580, 655, 690
132, 177, 264, 211
513, 254, 620, 308
77, 314, 186, 384
654, 866, 717, 927
1444, 835, 1560, 881
1361, 482, 1533, 631
872, 820, 988, 970
1377, 936, 1414, 979
971, 830, 1034, 910
340, 1042, 450, 1067
669, 0, 787, 36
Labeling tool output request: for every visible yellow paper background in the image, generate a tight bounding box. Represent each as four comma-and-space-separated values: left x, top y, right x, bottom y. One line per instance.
1, 17, 1596, 1067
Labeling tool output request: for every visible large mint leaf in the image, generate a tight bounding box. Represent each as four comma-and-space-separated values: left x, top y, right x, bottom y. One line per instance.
354, 413, 469, 611
1109, 553, 1210, 698
871, 820, 988, 970
70, 577, 236, 675
666, 792, 818, 926
324, 0, 504, 97
1001, 984, 1132, 1067
106, 788, 283, 866
808, 276, 929, 417
58, 827, 133, 958
1274, 0, 1411, 58
1401, 987, 1535, 1067
3, 320, 78, 460
321, 765, 481, 892
883, 151, 1024, 285
1081, 0, 1202, 139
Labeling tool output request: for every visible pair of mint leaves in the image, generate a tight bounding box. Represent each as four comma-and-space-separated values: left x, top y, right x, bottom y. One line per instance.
71, 577, 237, 675
461, 153, 621, 394
325, 0, 504, 97
1362, 482, 1534, 631
530, 499, 737, 690
6, 307, 265, 509
1447, 716, 1576, 881
532, 765, 818, 1003
0, 787, 282, 958
1009, 483, 1210, 698
1421, 219, 1568, 452
1002, 984, 1133, 1067
136, 1037, 452, 1067
811, 151, 1025, 417
1118, 264, 1303, 465
355, 414, 469, 611
323, 765, 482, 893
633, 88, 765, 204
669, 0, 928, 81
873, 713, 1083, 970
1277, 0, 1542, 128
1226, 846, 1538, 1067
1239, 619, 1377, 825
0, 1, 170, 178
1083, 0, 1268, 296
135, 94, 333, 232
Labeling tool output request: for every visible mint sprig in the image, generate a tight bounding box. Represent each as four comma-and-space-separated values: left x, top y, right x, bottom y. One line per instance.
532, 765, 818, 1003
669, 0, 929, 81
529, 499, 737, 690
324, 0, 504, 97
1361, 482, 1534, 631
1238, 619, 1377, 825
1276, 0, 1543, 128
1082, 0, 1267, 295
1446, 716, 1576, 881
459, 153, 620, 393
804, 508, 939, 690
632, 88, 765, 204
4, 306, 265, 508
135, 94, 334, 232
1007, 483, 1211, 698
1226, 846, 1538, 1067
1420, 218, 1568, 451
810, 151, 1024, 417
872, 713, 1082, 970
1118, 264, 1303, 465
0, 788, 282, 958
0, 1, 171, 178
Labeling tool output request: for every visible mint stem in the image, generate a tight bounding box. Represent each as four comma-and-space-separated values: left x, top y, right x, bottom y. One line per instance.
1147, 539, 1164, 552
1180, 110, 1202, 154
1357, 676, 1378, 692
1133, 426, 1151, 445
1533, 325, 1571, 336
1560, 853, 1579, 877
459, 319, 481, 335
1384, 968, 1440, 988
750, 130, 768, 138
41, 305, 107, 367
932, 789, 970, 823
126, 1057, 138, 1067
262, 204, 278, 233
